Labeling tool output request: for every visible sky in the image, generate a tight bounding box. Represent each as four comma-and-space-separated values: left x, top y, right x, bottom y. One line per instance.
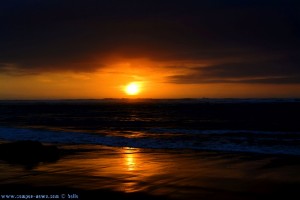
0, 0, 300, 99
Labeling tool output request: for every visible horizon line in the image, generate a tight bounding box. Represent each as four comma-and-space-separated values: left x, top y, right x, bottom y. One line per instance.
1, 97, 300, 101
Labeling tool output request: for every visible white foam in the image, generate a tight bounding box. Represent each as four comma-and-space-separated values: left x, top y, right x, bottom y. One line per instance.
1, 127, 300, 155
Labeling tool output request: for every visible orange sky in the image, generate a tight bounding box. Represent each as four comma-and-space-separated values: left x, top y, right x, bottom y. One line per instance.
1, 57, 300, 99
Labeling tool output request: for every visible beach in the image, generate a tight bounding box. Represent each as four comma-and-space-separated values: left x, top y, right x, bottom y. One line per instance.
1, 143, 300, 200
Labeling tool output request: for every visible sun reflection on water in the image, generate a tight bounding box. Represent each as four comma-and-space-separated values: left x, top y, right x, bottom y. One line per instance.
35, 146, 164, 193
121, 147, 140, 192
125, 153, 136, 171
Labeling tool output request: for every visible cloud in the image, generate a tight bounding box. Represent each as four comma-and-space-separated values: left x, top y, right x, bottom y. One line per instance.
0, 0, 299, 84
167, 57, 300, 84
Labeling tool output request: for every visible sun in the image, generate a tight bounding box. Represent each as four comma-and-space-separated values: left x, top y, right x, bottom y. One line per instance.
125, 82, 140, 95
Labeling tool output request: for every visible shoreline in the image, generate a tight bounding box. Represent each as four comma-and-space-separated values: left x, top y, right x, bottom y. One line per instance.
0, 142, 300, 199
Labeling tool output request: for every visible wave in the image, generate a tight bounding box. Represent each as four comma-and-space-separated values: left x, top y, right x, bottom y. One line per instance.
1, 127, 300, 156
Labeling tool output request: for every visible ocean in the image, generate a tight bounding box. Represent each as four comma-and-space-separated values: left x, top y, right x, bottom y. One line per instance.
1, 98, 300, 156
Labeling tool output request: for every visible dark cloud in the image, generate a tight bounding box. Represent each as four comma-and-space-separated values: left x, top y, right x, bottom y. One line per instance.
0, 0, 299, 83
168, 57, 300, 84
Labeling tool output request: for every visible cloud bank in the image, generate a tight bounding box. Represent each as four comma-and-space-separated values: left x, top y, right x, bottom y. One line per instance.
0, 0, 299, 83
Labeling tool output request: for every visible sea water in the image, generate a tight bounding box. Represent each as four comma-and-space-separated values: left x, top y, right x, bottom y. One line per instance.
0, 99, 300, 155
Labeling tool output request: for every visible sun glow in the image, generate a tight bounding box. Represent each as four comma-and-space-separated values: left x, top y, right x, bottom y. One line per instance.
125, 82, 140, 95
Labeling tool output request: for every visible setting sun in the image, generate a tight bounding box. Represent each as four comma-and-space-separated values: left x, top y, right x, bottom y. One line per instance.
125, 82, 140, 95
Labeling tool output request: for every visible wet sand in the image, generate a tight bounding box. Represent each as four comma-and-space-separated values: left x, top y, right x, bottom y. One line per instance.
1, 144, 300, 200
